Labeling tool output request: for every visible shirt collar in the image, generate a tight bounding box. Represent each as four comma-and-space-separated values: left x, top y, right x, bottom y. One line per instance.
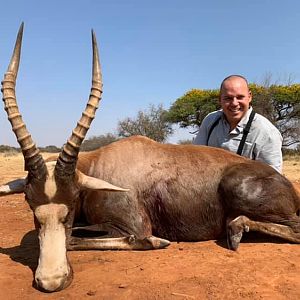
237, 106, 253, 128
221, 107, 253, 134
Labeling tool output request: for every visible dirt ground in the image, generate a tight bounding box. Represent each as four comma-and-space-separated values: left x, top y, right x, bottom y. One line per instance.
1, 154, 300, 300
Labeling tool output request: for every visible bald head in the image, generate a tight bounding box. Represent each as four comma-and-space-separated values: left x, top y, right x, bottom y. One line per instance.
219, 75, 252, 130
220, 75, 249, 93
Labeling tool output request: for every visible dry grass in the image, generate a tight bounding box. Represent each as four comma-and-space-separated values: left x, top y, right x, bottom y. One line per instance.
0, 153, 55, 184
282, 158, 300, 182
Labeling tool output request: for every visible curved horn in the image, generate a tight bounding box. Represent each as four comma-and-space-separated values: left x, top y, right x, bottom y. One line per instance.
1, 23, 46, 179
55, 30, 103, 176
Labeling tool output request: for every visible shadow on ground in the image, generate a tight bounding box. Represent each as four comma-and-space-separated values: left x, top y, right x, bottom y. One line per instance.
0, 230, 38, 272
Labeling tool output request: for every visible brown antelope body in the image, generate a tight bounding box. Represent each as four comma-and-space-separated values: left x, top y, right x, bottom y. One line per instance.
1, 24, 300, 293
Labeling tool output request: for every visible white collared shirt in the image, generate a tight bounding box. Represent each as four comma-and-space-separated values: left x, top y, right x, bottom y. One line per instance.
193, 107, 283, 173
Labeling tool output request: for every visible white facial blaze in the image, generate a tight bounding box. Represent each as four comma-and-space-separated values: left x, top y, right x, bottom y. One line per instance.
34, 203, 70, 292
44, 161, 58, 200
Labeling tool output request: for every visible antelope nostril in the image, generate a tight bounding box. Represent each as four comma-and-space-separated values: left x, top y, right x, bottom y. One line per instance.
35, 272, 69, 292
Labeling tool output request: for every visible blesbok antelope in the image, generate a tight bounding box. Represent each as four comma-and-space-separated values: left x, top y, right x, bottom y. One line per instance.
1, 24, 300, 293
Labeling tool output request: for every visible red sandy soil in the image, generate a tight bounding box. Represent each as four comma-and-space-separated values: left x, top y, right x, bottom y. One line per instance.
1, 154, 300, 299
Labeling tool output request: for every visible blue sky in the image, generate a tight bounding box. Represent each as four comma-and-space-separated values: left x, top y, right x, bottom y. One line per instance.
1, 0, 300, 146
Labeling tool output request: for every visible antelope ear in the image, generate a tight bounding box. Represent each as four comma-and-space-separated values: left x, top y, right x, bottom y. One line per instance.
0, 178, 26, 196
77, 170, 129, 192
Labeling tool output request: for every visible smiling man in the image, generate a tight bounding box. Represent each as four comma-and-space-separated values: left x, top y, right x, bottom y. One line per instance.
193, 75, 283, 173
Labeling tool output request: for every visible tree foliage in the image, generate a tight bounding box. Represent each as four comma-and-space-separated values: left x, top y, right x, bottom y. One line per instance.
0, 145, 20, 153
166, 89, 219, 129
81, 133, 118, 151
167, 84, 300, 147
39, 145, 61, 153
250, 84, 300, 147
178, 139, 193, 145
117, 104, 173, 143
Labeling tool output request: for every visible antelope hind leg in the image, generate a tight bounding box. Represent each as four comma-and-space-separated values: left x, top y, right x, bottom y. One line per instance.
67, 235, 170, 251
227, 215, 300, 251
226, 216, 250, 250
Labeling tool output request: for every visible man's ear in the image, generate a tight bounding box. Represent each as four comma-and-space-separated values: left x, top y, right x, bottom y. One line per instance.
248, 90, 252, 104
77, 170, 129, 192
0, 178, 26, 196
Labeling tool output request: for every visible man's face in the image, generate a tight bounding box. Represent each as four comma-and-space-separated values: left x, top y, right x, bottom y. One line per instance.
219, 77, 252, 129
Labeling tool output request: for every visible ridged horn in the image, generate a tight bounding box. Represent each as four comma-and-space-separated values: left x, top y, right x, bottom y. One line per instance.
55, 30, 103, 176
1, 23, 46, 179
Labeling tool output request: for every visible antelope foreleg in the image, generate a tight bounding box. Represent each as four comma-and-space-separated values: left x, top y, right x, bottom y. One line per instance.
67, 235, 170, 251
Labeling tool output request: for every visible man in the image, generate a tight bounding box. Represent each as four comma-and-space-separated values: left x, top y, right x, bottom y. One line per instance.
193, 75, 283, 173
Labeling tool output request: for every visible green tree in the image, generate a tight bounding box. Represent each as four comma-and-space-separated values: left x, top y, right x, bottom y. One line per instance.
0, 145, 20, 153
251, 83, 300, 147
166, 89, 219, 129
178, 139, 193, 145
81, 133, 118, 151
117, 104, 173, 143
39, 145, 61, 153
